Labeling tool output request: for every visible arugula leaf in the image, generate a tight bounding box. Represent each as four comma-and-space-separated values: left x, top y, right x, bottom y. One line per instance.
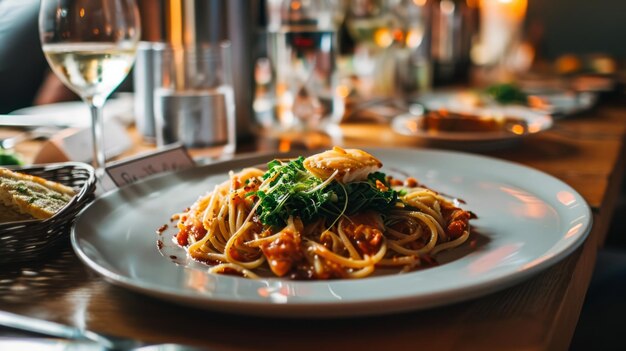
250, 158, 398, 227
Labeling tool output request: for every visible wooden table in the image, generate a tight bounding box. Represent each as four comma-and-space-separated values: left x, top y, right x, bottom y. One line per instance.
1, 97, 625, 350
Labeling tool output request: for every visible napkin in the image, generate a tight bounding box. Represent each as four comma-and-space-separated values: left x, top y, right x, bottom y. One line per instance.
33, 119, 132, 164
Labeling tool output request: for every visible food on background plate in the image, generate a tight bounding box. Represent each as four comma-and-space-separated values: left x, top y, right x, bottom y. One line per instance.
418, 110, 529, 134
485, 84, 528, 105
170, 147, 475, 280
419, 84, 580, 119
0, 168, 76, 223
429, 84, 530, 109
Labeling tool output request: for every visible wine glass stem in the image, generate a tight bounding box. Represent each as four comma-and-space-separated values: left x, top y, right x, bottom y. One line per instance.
88, 102, 106, 174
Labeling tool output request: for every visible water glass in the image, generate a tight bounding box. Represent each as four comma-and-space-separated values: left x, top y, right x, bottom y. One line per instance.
153, 43, 236, 157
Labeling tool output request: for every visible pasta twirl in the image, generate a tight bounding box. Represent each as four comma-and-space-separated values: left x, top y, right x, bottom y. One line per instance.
172, 147, 474, 280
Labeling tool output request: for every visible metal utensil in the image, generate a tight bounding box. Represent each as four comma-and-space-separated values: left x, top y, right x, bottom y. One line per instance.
0, 310, 202, 350
0, 126, 60, 150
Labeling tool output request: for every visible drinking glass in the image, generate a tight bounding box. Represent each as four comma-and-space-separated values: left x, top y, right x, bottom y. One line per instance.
259, 0, 345, 133
472, 0, 528, 83
153, 43, 236, 159
39, 0, 141, 174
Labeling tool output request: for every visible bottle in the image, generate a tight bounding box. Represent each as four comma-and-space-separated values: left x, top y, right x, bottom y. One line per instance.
431, 0, 478, 86
257, 0, 344, 132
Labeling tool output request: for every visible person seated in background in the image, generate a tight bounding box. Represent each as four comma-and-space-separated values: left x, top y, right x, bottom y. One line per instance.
0, 0, 77, 114
0, 0, 155, 114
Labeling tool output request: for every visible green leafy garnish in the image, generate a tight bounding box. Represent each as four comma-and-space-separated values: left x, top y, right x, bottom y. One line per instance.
486, 83, 527, 105
0, 149, 22, 166
249, 158, 399, 227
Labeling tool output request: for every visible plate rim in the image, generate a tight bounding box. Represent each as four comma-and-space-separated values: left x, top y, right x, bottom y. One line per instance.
71, 147, 593, 317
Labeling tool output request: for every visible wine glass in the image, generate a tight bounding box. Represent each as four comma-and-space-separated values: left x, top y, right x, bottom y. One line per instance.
39, 0, 141, 174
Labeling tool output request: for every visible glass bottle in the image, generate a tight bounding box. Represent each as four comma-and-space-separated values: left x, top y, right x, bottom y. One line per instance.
430, 0, 478, 86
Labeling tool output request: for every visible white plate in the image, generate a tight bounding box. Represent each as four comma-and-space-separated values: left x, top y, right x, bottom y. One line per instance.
4, 94, 134, 128
391, 106, 553, 146
416, 89, 596, 116
532, 91, 597, 116
71, 148, 592, 317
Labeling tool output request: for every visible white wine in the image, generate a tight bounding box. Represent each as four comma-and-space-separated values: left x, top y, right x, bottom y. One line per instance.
43, 42, 137, 100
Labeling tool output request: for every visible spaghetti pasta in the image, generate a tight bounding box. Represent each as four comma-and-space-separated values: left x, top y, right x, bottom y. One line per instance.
173, 147, 474, 279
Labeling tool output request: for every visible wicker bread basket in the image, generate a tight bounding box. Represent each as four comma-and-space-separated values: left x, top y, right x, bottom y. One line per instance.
0, 162, 96, 264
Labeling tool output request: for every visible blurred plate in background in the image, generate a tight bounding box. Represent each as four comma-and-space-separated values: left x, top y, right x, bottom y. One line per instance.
416, 89, 596, 117
3, 93, 134, 128
392, 105, 553, 149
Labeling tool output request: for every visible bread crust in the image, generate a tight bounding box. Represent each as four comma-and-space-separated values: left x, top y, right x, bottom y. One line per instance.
0, 168, 76, 220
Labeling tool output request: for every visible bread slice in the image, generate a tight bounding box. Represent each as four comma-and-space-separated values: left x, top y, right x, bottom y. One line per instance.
0, 202, 34, 222
0, 168, 76, 221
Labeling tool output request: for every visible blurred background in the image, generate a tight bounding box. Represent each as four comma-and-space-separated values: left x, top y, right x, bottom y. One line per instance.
2, 0, 626, 115
0, 1, 625, 348
528, 0, 626, 59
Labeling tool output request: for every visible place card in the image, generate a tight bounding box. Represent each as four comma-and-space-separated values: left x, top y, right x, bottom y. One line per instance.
104, 143, 196, 188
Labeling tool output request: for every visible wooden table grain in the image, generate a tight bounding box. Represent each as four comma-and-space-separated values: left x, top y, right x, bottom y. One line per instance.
1, 98, 625, 350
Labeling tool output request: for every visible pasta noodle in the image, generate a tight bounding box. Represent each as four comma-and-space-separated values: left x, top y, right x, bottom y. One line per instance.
172, 147, 474, 279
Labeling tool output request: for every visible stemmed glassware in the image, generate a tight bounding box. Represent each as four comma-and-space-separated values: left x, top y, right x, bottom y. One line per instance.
39, 0, 141, 174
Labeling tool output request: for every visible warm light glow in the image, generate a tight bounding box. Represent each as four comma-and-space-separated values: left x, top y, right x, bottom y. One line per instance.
166, 0, 183, 47
528, 121, 544, 133
374, 28, 393, 48
480, 0, 528, 20
440, 0, 456, 15
557, 191, 577, 206
468, 244, 522, 274
257, 287, 270, 297
336, 84, 351, 99
413, 0, 427, 6
511, 124, 525, 135
186, 270, 213, 292
527, 95, 547, 110
279, 138, 292, 153
275, 82, 294, 127
406, 119, 419, 133
466, 0, 479, 8
566, 223, 583, 238
256, 285, 290, 304
500, 186, 548, 219
521, 255, 552, 270
405, 28, 424, 48
393, 29, 404, 43
79, 8, 85, 17
475, 0, 528, 65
